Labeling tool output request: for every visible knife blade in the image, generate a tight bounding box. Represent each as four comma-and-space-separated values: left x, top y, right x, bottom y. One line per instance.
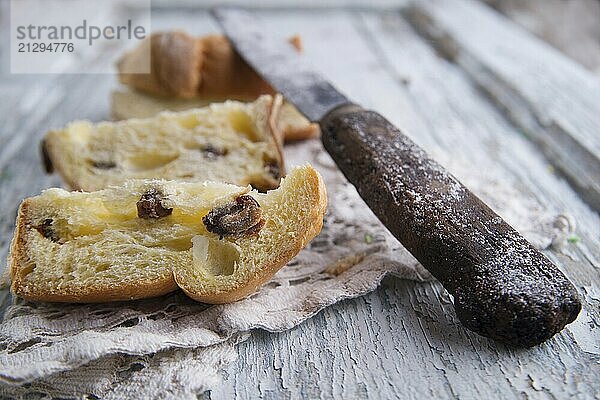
213, 7, 581, 347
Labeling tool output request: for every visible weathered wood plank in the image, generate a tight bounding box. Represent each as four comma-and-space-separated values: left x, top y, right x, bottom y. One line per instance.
207, 9, 599, 400
482, 0, 600, 73
406, 0, 600, 211
149, 0, 409, 10
0, 6, 598, 400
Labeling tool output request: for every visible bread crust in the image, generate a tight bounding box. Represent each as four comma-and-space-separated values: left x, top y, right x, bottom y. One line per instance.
281, 123, 320, 142
118, 31, 202, 98
267, 95, 285, 169
9, 200, 178, 303
117, 32, 270, 99
198, 35, 274, 98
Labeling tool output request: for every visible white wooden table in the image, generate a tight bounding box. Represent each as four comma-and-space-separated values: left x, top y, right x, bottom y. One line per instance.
0, 1, 598, 398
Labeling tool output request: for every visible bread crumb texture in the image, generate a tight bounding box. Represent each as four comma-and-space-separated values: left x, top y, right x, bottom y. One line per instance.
9, 165, 327, 303
110, 89, 320, 142
44, 95, 283, 192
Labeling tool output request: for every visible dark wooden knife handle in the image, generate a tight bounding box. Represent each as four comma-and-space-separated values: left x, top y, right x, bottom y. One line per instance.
320, 104, 581, 347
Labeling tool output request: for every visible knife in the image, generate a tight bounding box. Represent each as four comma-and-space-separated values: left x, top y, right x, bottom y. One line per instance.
213, 8, 581, 347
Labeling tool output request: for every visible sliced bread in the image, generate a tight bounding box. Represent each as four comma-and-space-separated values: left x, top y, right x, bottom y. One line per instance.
43, 95, 284, 192
110, 89, 318, 142
9, 165, 327, 303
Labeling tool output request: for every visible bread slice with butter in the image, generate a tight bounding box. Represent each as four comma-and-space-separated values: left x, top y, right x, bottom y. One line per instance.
8, 165, 327, 303
43, 95, 285, 192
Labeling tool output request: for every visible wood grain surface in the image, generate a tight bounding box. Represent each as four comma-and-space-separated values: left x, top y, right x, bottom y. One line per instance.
407, 0, 600, 212
0, 2, 598, 399
483, 0, 600, 73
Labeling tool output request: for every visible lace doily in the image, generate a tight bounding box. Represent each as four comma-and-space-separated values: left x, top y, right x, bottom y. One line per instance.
0, 140, 569, 399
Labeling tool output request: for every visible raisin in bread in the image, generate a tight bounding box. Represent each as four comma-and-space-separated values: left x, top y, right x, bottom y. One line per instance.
115, 31, 319, 141
111, 89, 318, 142
8, 165, 327, 303
43, 95, 284, 192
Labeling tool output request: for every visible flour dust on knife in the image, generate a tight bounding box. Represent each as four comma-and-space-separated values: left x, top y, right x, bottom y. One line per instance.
213, 8, 581, 347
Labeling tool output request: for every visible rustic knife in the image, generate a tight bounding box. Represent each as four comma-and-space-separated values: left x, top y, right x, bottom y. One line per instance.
213, 8, 581, 347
